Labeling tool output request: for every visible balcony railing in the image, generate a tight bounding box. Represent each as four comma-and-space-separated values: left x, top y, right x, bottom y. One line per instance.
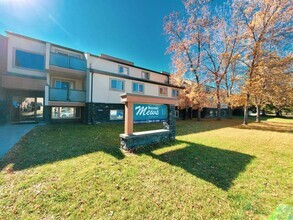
50, 52, 87, 71
49, 87, 86, 102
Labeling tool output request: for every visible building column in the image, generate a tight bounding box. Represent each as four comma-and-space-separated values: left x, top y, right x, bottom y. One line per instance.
45, 43, 51, 70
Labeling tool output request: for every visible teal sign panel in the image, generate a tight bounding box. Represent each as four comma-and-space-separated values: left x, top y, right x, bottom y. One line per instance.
133, 103, 167, 123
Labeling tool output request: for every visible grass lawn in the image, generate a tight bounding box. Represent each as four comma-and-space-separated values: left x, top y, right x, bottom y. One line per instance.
0, 118, 292, 219
262, 116, 293, 124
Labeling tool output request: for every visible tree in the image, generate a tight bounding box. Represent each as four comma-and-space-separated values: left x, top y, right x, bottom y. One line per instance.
165, 0, 292, 124
164, 0, 210, 121
224, 58, 244, 118
165, 0, 241, 121
202, 1, 241, 120
233, 0, 293, 124
170, 74, 210, 120
264, 55, 293, 117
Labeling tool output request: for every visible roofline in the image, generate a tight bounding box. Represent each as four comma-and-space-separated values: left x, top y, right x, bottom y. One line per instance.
6, 31, 85, 54
95, 54, 170, 76
6, 31, 46, 43
89, 68, 182, 89
6, 31, 171, 77
100, 54, 134, 66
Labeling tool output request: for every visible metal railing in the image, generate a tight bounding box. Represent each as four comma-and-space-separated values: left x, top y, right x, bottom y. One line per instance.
50, 52, 87, 71
49, 87, 86, 102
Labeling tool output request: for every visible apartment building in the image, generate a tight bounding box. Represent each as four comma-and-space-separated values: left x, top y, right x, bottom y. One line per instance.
0, 32, 181, 124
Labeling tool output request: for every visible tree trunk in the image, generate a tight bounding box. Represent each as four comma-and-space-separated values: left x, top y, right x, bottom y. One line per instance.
183, 109, 186, 120
243, 106, 248, 125
275, 109, 281, 117
217, 103, 221, 121
190, 107, 193, 120
228, 105, 232, 119
216, 83, 221, 121
197, 109, 201, 121
243, 93, 250, 125
256, 105, 261, 123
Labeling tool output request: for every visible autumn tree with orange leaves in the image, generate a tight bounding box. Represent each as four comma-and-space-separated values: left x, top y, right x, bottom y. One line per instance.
165, 0, 293, 124
202, 0, 241, 120
233, 0, 293, 124
224, 59, 244, 118
164, 0, 210, 121
165, 0, 243, 121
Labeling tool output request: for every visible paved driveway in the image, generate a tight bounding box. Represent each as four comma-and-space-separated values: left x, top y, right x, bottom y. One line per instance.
0, 123, 38, 158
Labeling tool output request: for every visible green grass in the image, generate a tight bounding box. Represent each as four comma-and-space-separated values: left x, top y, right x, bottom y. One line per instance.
0, 118, 292, 219
262, 116, 293, 124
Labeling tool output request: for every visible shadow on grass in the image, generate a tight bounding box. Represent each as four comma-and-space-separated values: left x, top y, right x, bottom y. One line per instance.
0, 144, 125, 172
136, 140, 254, 191
0, 124, 125, 171
1, 119, 254, 176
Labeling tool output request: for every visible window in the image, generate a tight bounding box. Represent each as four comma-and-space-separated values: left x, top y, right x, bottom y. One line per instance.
110, 110, 124, 120
15, 49, 45, 71
55, 80, 73, 89
118, 65, 129, 75
132, 82, 144, 93
159, 87, 168, 96
172, 89, 179, 97
110, 79, 124, 91
51, 107, 81, 119
141, 71, 150, 80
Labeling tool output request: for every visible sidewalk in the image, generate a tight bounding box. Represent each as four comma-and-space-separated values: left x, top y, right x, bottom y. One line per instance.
0, 123, 38, 158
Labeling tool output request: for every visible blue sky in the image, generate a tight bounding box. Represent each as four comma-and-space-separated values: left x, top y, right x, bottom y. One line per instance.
0, 0, 187, 72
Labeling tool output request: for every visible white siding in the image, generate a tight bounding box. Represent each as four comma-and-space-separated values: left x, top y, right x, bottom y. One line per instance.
89, 56, 168, 84
92, 74, 174, 103
89, 56, 117, 73
7, 34, 46, 78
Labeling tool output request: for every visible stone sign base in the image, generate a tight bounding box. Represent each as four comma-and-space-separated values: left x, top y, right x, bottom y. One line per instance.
120, 129, 173, 151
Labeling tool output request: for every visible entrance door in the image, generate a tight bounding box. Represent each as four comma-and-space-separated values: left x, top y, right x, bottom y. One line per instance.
11, 96, 44, 122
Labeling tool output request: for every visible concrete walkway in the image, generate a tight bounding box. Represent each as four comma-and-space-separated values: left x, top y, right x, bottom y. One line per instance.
0, 123, 38, 158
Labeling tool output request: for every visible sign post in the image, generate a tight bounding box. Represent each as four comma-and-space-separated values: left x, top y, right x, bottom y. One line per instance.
124, 101, 133, 135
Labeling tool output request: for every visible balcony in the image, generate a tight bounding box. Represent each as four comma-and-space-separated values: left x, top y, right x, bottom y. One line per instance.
49, 87, 86, 102
50, 52, 87, 71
